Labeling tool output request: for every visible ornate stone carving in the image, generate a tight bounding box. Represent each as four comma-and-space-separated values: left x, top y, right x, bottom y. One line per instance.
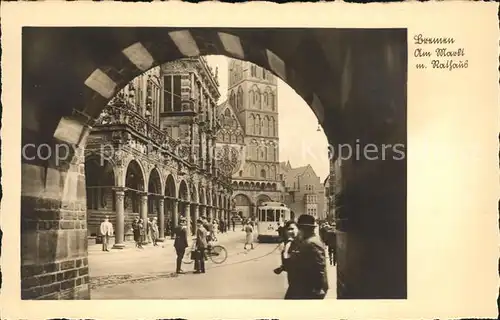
215, 145, 242, 177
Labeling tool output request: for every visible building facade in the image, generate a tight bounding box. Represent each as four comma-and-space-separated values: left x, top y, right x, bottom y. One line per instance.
327, 156, 343, 225
215, 59, 284, 219
85, 57, 233, 246
280, 161, 326, 220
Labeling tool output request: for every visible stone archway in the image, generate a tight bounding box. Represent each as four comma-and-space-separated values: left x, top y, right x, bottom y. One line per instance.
233, 193, 252, 219
146, 168, 162, 243
256, 194, 272, 207
84, 157, 115, 238
21, 27, 407, 300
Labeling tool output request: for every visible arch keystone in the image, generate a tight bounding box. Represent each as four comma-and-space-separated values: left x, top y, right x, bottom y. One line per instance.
218, 32, 244, 59
169, 30, 200, 57
84, 69, 117, 99
266, 49, 286, 81
122, 42, 155, 72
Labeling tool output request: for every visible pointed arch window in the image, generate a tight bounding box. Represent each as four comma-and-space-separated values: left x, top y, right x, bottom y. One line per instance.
260, 169, 266, 179
269, 116, 275, 137
250, 90, 255, 107
255, 115, 261, 135
270, 93, 275, 111
255, 90, 261, 109
252, 145, 258, 160
249, 114, 255, 135
229, 91, 236, 109
263, 116, 269, 136
263, 92, 268, 107
271, 117, 277, 136
250, 164, 256, 177
237, 86, 243, 109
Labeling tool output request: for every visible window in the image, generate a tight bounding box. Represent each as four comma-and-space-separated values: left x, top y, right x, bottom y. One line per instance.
239, 170, 243, 177
237, 87, 243, 109
266, 209, 275, 222
263, 69, 267, 80
270, 93, 275, 111
249, 115, 255, 135
260, 169, 266, 178
229, 91, 236, 108
251, 65, 257, 77
163, 75, 182, 112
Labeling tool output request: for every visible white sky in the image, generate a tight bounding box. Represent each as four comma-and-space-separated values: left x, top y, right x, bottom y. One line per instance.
206, 55, 329, 182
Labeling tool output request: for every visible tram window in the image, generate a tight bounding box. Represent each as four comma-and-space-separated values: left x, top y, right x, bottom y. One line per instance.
266, 209, 275, 222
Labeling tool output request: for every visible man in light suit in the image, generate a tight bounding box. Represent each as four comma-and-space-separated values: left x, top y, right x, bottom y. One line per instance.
100, 216, 114, 252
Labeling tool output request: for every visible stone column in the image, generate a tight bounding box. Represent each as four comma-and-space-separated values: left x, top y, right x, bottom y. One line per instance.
334, 30, 407, 299
112, 188, 126, 249
173, 199, 179, 229
185, 202, 191, 241
157, 197, 165, 242
21, 138, 90, 299
139, 192, 148, 245
194, 203, 200, 235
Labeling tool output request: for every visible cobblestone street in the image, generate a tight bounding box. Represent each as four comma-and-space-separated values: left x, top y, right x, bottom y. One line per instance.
89, 231, 336, 299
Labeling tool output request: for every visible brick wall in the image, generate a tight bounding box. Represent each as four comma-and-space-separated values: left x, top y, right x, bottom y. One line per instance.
21, 142, 90, 300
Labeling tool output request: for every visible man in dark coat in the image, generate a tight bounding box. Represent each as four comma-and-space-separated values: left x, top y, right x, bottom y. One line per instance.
194, 219, 208, 274
290, 214, 329, 299
173, 217, 188, 274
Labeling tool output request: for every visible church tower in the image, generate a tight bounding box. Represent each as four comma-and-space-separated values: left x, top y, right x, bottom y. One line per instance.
215, 59, 283, 219
227, 59, 280, 184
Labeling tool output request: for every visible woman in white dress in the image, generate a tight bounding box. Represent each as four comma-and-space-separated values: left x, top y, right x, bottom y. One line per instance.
244, 222, 254, 250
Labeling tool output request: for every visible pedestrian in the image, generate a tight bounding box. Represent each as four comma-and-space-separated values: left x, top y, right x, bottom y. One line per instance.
273, 220, 300, 299
99, 216, 114, 252
291, 214, 329, 299
277, 222, 285, 244
213, 219, 219, 238
231, 216, 236, 231
220, 220, 226, 234
325, 223, 337, 266
202, 216, 214, 242
244, 221, 254, 250
194, 219, 208, 274
132, 216, 141, 248
150, 217, 159, 246
173, 217, 188, 274
138, 218, 145, 248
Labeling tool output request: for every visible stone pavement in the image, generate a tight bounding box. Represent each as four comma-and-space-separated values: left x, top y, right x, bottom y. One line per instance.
88, 230, 337, 299
88, 230, 254, 278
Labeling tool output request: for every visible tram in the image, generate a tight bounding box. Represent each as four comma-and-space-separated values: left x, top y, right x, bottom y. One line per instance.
256, 201, 291, 243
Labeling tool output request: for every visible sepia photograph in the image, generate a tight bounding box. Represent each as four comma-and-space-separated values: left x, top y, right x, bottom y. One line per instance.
1, 2, 498, 319
20, 27, 407, 300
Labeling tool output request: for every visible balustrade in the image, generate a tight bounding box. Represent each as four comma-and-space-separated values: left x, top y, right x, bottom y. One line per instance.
97, 96, 180, 149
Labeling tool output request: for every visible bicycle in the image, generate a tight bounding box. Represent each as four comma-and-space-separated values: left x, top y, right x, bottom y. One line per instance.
182, 239, 228, 265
